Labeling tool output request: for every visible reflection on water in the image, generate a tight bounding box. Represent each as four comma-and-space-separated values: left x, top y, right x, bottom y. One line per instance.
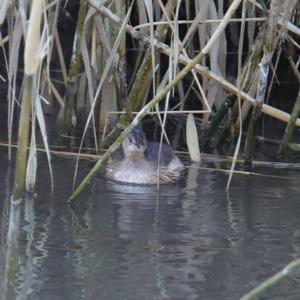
1, 153, 300, 299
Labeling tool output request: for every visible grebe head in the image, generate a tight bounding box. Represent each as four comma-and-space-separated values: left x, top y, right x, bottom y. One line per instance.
122, 127, 147, 156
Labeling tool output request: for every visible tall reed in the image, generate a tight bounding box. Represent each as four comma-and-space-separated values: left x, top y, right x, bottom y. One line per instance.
13, 0, 43, 200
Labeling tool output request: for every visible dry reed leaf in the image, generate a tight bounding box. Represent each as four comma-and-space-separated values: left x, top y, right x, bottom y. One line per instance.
18, 0, 28, 31
0, 0, 11, 25
172, 1, 181, 81
7, 11, 23, 160
44, 70, 64, 108
0, 35, 9, 47
185, 0, 190, 21
156, 0, 172, 25
176, 70, 186, 107
54, 31, 68, 86
182, 2, 209, 47
94, 15, 111, 59
91, 20, 96, 66
143, 0, 156, 93
36, 94, 54, 192
198, 0, 228, 115
81, 7, 109, 148
195, 0, 209, 51
81, 8, 96, 107
186, 113, 201, 162
215, 0, 227, 76
137, 0, 149, 34
93, 17, 118, 130
167, 2, 211, 113
24, 0, 44, 75
247, 2, 256, 51
45, 1, 59, 73
127, 0, 148, 88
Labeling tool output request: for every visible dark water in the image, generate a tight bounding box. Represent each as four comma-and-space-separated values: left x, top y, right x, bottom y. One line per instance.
1, 149, 300, 300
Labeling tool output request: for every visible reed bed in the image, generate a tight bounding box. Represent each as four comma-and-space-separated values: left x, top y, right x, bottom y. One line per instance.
0, 0, 299, 203
1, 2, 300, 298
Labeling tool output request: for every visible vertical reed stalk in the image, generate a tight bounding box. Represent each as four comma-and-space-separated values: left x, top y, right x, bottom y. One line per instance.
204, 95, 235, 141
244, 52, 270, 164
13, 0, 43, 200
117, 0, 127, 84
97, 9, 119, 132
278, 56, 300, 157
243, 103, 262, 164
116, 0, 129, 118
279, 90, 300, 156
63, 0, 87, 135
13, 76, 33, 199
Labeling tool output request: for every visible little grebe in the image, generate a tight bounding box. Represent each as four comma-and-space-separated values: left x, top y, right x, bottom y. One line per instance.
105, 127, 184, 184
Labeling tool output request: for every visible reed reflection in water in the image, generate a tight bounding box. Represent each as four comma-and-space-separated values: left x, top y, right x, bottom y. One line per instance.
1, 156, 300, 299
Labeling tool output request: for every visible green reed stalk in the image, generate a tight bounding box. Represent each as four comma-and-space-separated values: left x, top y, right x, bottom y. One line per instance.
280, 89, 300, 157
240, 258, 300, 300
63, 0, 87, 135
278, 56, 300, 158
13, 76, 32, 200
244, 104, 262, 164
13, 0, 43, 200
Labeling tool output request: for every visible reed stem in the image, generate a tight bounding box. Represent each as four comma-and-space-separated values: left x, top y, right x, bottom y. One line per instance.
240, 258, 300, 300
243, 104, 262, 165
278, 55, 300, 157
63, 0, 87, 135
13, 75, 32, 200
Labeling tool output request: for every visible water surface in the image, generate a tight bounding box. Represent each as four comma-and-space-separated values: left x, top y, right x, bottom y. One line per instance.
1, 151, 300, 300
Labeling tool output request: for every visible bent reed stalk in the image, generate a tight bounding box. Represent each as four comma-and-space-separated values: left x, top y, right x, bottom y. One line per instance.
240, 258, 300, 300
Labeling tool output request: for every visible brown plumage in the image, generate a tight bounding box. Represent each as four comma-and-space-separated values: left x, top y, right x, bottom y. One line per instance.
105, 127, 184, 184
